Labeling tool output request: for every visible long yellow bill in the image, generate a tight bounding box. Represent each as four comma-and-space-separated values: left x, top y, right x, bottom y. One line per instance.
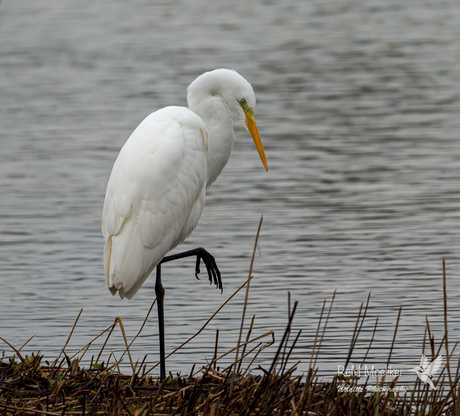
245, 111, 268, 171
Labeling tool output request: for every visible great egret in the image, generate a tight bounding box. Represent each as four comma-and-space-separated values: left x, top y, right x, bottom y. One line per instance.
102, 69, 267, 379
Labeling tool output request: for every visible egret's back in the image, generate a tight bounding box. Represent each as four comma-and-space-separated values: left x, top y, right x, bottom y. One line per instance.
102, 107, 208, 299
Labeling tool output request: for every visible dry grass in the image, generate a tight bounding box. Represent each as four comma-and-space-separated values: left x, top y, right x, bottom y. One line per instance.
0, 292, 457, 415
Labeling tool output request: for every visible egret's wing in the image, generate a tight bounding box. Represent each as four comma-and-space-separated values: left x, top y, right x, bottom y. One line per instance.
102, 107, 208, 299
420, 354, 429, 370
425, 355, 442, 377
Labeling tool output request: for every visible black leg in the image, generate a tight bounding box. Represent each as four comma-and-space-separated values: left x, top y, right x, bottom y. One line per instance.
160, 247, 222, 291
154, 247, 222, 380
155, 264, 166, 380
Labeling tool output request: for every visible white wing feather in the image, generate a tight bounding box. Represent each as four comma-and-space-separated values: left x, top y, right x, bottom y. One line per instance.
102, 106, 208, 299
424, 355, 442, 377
420, 354, 429, 370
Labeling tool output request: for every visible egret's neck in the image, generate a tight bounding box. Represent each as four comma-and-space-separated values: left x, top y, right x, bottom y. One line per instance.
188, 95, 234, 188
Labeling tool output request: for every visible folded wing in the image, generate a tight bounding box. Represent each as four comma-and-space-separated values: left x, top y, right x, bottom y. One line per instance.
102, 107, 208, 299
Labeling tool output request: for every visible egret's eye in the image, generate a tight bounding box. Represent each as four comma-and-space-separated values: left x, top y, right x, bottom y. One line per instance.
240, 98, 247, 105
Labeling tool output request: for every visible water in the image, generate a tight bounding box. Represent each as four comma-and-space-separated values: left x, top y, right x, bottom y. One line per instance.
1, 0, 460, 385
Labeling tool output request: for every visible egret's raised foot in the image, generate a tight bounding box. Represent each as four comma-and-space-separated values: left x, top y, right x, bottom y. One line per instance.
194, 247, 222, 291
161, 247, 222, 292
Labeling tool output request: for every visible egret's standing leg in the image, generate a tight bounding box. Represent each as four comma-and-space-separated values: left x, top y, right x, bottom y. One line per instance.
155, 264, 166, 380
154, 248, 222, 380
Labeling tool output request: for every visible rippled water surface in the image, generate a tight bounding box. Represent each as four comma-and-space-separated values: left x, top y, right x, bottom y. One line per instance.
1, 0, 460, 383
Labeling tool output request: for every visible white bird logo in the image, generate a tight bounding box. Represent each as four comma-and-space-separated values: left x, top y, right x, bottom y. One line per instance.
411, 354, 442, 390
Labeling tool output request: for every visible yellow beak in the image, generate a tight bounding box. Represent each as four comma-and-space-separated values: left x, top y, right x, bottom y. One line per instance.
245, 111, 268, 171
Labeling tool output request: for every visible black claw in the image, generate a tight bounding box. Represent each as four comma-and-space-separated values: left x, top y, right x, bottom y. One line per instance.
160, 247, 223, 292
195, 256, 201, 280
196, 249, 222, 292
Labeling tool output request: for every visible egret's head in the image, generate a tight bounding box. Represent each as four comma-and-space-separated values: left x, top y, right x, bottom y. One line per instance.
221, 70, 268, 172
188, 69, 268, 171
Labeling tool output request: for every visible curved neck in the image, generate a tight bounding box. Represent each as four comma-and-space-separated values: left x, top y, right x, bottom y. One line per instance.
188, 94, 235, 188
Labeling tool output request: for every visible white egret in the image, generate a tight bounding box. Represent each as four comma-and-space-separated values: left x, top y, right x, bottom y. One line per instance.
102, 69, 267, 379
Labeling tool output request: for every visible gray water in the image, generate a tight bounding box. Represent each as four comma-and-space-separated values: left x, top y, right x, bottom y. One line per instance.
1, 0, 460, 384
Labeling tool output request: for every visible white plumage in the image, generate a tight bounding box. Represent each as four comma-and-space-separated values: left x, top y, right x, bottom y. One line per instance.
412, 354, 442, 390
102, 69, 267, 300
